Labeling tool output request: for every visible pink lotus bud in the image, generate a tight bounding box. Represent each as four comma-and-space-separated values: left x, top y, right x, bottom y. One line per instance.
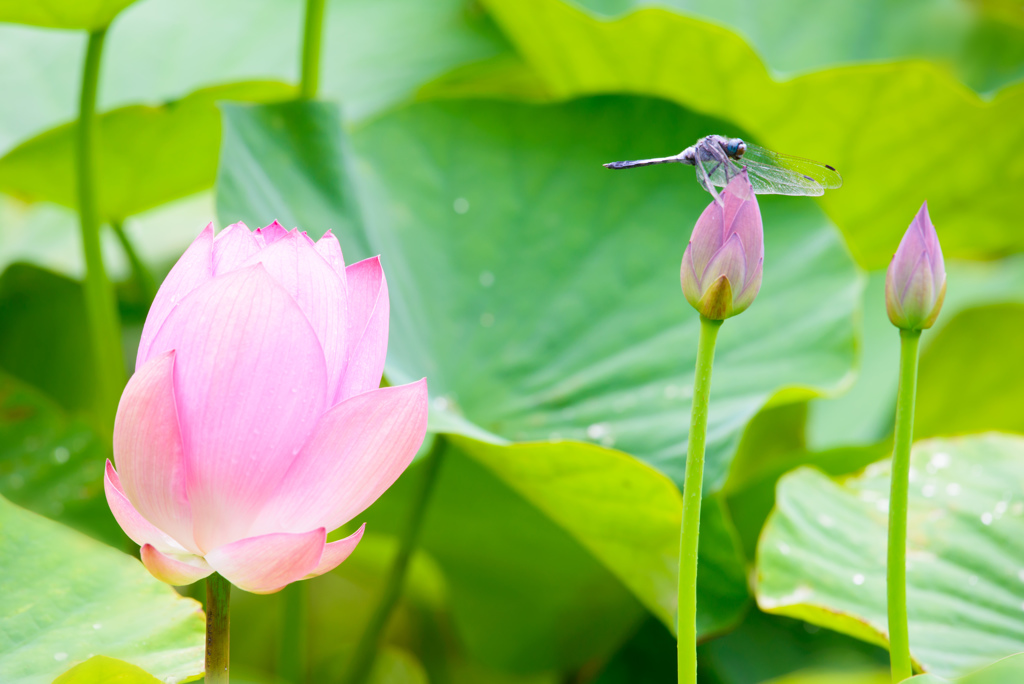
885, 202, 946, 330
105, 221, 428, 594
680, 171, 764, 320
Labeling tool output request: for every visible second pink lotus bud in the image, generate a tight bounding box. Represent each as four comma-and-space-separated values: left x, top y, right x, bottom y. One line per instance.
680, 171, 764, 320
885, 202, 946, 330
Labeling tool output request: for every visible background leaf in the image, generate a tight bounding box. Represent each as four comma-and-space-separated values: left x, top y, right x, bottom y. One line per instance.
0, 495, 204, 684
757, 434, 1024, 678
0, 0, 509, 156
0, 0, 137, 30
571, 0, 1024, 93
0, 82, 294, 221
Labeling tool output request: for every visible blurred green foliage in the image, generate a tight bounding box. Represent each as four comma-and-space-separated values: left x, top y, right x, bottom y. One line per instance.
1, 0, 1024, 682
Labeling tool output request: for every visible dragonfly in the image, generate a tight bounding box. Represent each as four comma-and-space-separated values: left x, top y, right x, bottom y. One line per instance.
604, 134, 842, 200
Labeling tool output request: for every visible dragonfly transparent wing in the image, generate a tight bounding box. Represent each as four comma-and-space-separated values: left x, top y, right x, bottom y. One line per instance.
695, 143, 842, 196
739, 144, 843, 196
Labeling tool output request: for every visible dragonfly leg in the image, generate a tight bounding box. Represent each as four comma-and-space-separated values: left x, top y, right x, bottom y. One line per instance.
694, 154, 724, 205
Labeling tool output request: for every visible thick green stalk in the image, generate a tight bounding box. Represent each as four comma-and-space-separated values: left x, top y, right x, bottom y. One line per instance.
206, 573, 232, 684
677, 316, 722, 684
110, 219, 156, 304
77, 28, 125, 432
279, 581, 308, 683
299, 0, 326, 99
887, 328, 921, 682
342, 436, 447, 684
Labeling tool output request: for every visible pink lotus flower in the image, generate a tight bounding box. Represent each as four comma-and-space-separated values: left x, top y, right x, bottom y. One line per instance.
105, 221, 428, 594
680, 170, 764, 320
886, 202, 946, 330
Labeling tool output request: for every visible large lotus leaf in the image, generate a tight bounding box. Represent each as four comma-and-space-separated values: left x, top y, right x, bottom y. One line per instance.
572, 0, 1024, 93
215, 96, 858, 633
0, 0, 137, 30
217, 97, 859, 485
0, 0, 508, 156
757, 434, 1024, 678
909, 653, 1024, 684
479, 0, 1024, 268
51, 656, 161, 684
0, 81, 293, 221
807, 257, 1024, 449
0, 495, 204, 683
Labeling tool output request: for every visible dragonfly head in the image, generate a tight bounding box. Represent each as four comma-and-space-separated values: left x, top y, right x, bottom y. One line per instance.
724, 138, 747, 159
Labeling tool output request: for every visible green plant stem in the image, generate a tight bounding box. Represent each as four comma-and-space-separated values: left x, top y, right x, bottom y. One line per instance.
887, 328, 921, 683
279, 581, 308, 683
343, 435, 447, 684
206, 573, 232, 684
299, 0, 326, 99
677, 315, 722, 684
77, 28, 125, 432
110, 219, 156, 304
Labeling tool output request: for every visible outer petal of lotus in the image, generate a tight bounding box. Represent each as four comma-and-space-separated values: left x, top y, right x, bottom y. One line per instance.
922, 278, 947, 329
729, 198, 763, 271
305, 524, 366, 579
314, 230, 347, 279
212, 221, 260, 275
914, 202, 946, 293
337, 256, 389, 403
255, 220, 289, 246
720, 169, 755, 232
885, 259, 907, 326
243, 230, 349, 401
680, 245, 703, 310
687, 201, 725, 277
899, 252, 936, 330
248, 379, 428, 537
732, 257, 763, 316
205, 528, 327, 594
136, 224, 213, 367
141, 544, 213, 586
699, 233, 746, 295
890, 216, 929, 294
104, 461, 187, 555
148, 265, 328, 551
113, 350, 197, 553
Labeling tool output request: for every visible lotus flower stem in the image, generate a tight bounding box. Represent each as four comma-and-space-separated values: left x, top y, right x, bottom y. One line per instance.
300, 0, 327, 99
678, 315, 722, 684
110, 219, 157, 305
887, 328, 921, 682
205, 573, 232, 684
76, 27, 125, 432
279, 581, 308, 683
343, 435, 447, 684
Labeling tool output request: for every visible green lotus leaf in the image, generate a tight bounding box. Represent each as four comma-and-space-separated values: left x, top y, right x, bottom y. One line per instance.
0, 495, 204, 683
757, 434, 1024, 678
